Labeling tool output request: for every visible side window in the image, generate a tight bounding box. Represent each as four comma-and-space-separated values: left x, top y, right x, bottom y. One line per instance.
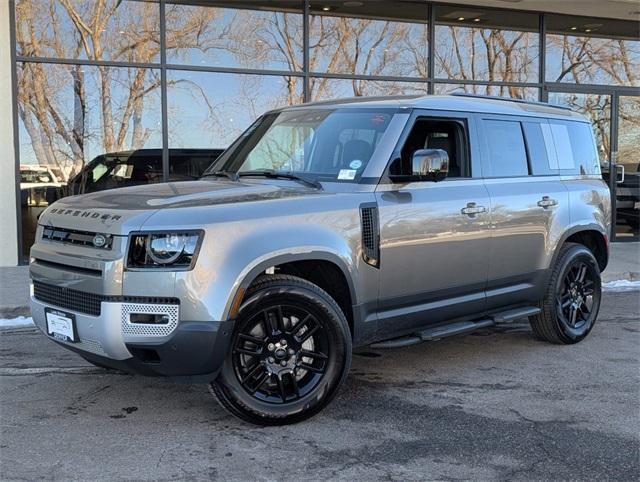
482, 119, 529, 177
548, 121, 600, 175
394, 118, 469, 178
522, 122, 558, 176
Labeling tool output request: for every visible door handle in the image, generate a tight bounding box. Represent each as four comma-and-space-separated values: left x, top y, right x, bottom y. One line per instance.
461, 202, 487, 216
537, 196, 558, 208
615, 164, 625, 184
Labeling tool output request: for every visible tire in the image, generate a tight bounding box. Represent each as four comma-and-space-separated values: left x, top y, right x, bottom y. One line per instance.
210, 274, 352, 425
530, 243, 602, 344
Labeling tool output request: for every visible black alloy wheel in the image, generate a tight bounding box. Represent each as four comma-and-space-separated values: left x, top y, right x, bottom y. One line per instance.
232, 303, 330, 404
211, 274, 351, 425
556, 260, 599, 331
530, 243, 602, 344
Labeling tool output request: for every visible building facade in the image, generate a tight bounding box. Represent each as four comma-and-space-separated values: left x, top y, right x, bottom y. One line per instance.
2, 0, 639, 266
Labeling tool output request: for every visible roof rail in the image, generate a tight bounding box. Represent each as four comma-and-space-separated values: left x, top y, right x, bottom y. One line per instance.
450, 92, 572, 111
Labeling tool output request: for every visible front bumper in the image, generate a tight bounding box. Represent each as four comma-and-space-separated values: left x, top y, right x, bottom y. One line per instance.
30, 295, 233, 381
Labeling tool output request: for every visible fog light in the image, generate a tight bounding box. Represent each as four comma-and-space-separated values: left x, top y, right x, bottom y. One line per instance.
129, 313, 170, 325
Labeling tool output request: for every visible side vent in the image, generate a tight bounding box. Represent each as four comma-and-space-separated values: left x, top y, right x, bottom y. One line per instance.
360, 203, 380, 268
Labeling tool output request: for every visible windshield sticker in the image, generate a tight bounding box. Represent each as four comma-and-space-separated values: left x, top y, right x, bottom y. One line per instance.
371, 114, 388, 125
349, 160, 363, 170
338, 169, 357, 180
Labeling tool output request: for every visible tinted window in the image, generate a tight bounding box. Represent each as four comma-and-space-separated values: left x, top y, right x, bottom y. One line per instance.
170, 155, 215, 181
483, 120, 529, 177
548, 121, 600, 175
523, 122, 558, 176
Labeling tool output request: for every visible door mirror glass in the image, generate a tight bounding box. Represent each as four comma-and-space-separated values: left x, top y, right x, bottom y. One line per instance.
412, 148, 449, 182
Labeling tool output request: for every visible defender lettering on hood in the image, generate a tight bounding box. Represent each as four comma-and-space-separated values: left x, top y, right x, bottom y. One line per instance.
48, 208, 122, 221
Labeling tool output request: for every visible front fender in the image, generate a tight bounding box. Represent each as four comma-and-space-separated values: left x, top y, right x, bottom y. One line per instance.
176, 223, 360, 323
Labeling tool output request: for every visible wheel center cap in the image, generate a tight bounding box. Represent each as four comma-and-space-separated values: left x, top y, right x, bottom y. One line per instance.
274, 348, 287, 359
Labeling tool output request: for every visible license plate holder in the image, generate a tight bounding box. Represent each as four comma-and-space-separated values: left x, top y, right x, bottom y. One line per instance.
45, 308, 78, 343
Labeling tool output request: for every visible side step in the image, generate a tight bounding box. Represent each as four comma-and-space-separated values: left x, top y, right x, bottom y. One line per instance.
369, 306, 540, 349
419, 319, 494, 341
492, 306, 540, 323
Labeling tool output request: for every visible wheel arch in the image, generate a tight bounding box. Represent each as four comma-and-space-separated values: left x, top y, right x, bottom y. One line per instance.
225, 250, 357, 332
553, 225, 609, 273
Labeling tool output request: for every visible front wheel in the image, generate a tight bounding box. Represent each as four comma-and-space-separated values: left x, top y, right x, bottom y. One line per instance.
530, 243, 602, 344
211, 275, 352, 425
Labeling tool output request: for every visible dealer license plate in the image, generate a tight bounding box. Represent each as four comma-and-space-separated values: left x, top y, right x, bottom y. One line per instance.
45, 308, 78, 343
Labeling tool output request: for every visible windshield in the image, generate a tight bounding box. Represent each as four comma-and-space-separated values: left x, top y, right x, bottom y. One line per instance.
206, 108, 395, 182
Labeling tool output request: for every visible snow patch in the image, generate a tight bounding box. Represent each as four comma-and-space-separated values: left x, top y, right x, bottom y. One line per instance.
0, 316, 35, 329
602, 280, 640, 291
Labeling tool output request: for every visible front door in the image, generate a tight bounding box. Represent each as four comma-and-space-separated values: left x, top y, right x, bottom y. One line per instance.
374, 111, 491, 337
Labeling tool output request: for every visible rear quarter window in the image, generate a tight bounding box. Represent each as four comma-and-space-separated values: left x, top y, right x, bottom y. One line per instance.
548, 120, 600, 176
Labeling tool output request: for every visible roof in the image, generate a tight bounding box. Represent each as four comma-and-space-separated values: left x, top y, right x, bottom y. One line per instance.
281, 94, 587, 121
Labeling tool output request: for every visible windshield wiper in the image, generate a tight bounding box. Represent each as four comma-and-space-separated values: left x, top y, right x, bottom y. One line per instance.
237, 170, 323, 190
202, 170, 239, 181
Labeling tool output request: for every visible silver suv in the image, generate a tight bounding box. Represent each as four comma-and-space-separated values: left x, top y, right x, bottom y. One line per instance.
30, 94, 610, 425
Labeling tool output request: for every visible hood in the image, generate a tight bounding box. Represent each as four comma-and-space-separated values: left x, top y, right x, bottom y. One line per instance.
38, 180, 320, 235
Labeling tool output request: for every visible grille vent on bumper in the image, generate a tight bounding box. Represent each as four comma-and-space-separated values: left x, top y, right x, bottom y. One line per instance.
360, 203, 380, 267
33, 281, 179, 317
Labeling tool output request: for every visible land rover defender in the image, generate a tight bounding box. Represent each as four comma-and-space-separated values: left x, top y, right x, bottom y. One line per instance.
30, 94, 610, 425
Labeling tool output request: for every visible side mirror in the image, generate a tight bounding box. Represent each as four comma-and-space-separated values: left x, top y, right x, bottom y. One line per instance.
412, 148, 449, 182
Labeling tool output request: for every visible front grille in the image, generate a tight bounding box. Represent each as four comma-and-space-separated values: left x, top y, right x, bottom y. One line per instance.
33, 281, 179, 317
42, 226, 113, 250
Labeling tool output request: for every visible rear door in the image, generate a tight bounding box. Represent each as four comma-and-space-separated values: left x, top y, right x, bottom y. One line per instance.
477, 115, 569, 310
374, 110, 491, 336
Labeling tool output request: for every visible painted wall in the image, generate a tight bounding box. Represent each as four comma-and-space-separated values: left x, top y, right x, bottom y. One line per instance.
0, 1, 19, 267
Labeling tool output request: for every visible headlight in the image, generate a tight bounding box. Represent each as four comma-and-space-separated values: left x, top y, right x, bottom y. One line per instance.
127, 231, 202, 269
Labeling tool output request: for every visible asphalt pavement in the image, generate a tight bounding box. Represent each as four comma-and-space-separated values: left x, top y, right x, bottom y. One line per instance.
1, 290, 638, 481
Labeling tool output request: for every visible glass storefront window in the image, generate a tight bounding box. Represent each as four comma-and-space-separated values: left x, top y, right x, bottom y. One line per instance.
434, 6, 539, 83
309, 1, 428, 78
17, 62, 162, 255
616, 96, 640, 235
546, 14, 640, 86
166, 2, 303, 71
167, 71, 304, 149
15, 0, 160, 63
433, 83, 539, 100
310, 78, 427, 101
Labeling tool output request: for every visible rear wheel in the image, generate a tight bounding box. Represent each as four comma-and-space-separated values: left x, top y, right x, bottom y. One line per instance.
211, 275, 352, 425
530, 243, 602, 344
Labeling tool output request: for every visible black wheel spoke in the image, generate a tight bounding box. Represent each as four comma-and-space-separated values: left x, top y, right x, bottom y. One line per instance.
276, 375, 287, 402
580, 301, 591, 315
292, 314, 320, 343
290, 372, 300, 397
569, 306, 578, 326
249, 373, 270, 394
299, 362, 324, 374
234, 347, 261, 357
576, 264, 587, 283
244, 361, 264, 381
238, 333, 266, 345
300, 349, 328, 360
264, 307, 284, 335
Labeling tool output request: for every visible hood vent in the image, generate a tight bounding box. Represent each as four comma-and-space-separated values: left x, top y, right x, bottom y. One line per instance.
360, 203, 380, 268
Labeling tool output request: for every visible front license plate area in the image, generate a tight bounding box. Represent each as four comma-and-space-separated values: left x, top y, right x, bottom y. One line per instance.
45, 308, 78, 343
